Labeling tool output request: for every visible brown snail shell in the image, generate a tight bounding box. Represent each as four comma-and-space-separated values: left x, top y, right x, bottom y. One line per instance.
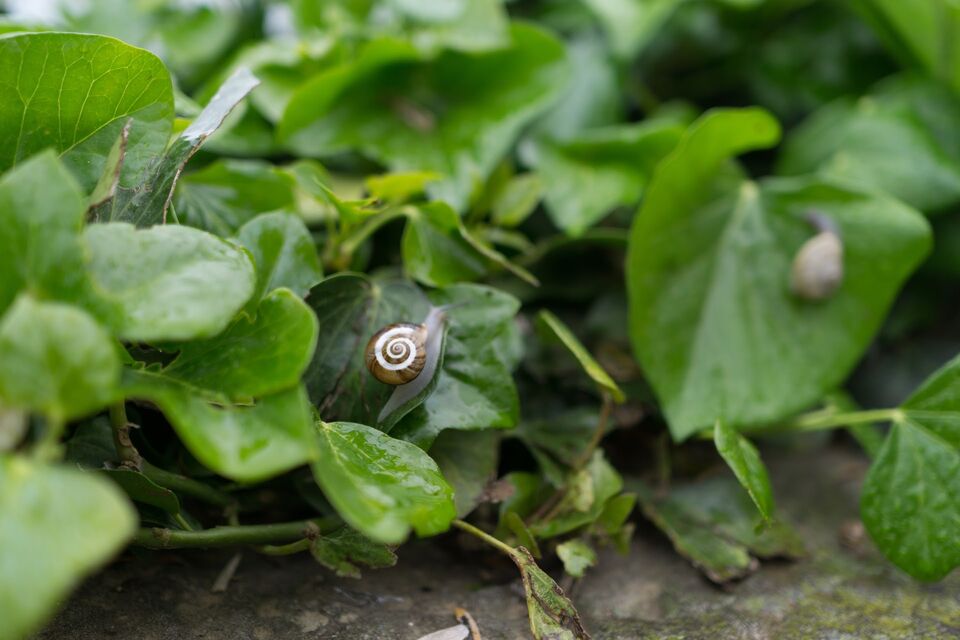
365, 322, 428, 385
791, 230, 844, 301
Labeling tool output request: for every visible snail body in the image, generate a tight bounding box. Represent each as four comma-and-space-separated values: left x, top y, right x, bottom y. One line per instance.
366, 306, 450, 424
791, 212, 844, 301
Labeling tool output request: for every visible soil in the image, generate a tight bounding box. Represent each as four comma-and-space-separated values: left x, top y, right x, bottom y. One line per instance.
37, 445, 960, 639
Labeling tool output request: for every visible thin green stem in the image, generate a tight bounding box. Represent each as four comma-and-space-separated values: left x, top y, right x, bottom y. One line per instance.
173, 513, 194, 531
109, 403, 142, 469
696, 407, 902, 441
33, 414, 65, 462
255, 539, 311, 556
767, 408, 902, 434
336, 207, 408, 265
134, 517, 338, 550
452, 519, 516, 559
140, 461, 235, 508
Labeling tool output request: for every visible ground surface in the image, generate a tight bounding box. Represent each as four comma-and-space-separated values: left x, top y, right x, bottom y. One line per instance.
38, 445, 960, 639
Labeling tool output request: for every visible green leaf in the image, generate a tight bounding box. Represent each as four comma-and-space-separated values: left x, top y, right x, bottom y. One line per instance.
279, 24, 567, 210
861, 354, 960, 581
532, 121, 684, 236
0, 32, 174, 191
627, 108, 931, 440
161, 289, 318, 401
312, 420, 456, 544
530, 452, 623, 539
778, 75, 960, 213
403, 202, 488, 286
0, 151, 112, 319
0, 296, 119, 422
123, 370, 316, 483
491, 173, 542, 228
310, 525, 398, 579
365, 171, 441, 203
714, 419, 775, 521
83, 223, 256, 342
0, 454, 136, 639
175, 159, 299, 236
511, 546, 590, 640
391, 284, 521, 448
850, 0, 960, 92
235, 213, 324, 303
581, 0, 685, 59
633, 477, 805, 583
556, 539, 597, 578
430, 429, 499, 518
106, 68, 260, 226
537, 310, 624, 402
304, 273, 432, 426
505, 511, 542, 559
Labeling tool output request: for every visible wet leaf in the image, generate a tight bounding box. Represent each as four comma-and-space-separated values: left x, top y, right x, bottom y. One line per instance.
312, 420, 456, 544
123, 370, 316, 483
310, 525, 398, 578
627, 108, 931, 440
862, 353, 960, 581
161, 289, 318, 401
511, 546, 590, 640
633, 476, 804, 583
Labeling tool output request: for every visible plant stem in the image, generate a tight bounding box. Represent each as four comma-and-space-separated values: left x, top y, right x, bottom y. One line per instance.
134, 518, 337, 550
140, 461, 235, 508
33, 414, 65, 462
698, 407, 903, 440
109, 403, 143, 470
452, 519, 516, 558
255, 539, 311, 556
571, 393, 612, 470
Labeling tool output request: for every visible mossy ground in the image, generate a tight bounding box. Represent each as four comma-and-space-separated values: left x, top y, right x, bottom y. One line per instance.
40, 445, 960, 639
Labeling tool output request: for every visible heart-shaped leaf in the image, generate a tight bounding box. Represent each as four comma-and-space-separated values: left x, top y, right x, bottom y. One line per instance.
123, 370, 316, 483
235, 212, 323, 302
0, 32, 174, 191
862, 353, 960, 581
161, 289, 319, 401
83, 223, 256, 342
312, 420, 456, 544
627, 108, 931, 440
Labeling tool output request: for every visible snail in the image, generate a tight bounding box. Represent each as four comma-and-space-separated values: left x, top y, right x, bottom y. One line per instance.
791, 211, 844, 301
365, 305, 451, 423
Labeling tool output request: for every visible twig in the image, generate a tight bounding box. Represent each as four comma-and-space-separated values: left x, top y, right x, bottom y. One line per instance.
211, 552, 242, 593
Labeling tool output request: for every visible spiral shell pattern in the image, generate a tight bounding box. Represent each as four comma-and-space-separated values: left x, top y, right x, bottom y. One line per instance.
365, 323, 427, 385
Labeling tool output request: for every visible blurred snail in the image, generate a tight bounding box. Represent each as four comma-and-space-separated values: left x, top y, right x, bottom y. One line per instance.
366, 305, 453, 423
791, 211, 844, 301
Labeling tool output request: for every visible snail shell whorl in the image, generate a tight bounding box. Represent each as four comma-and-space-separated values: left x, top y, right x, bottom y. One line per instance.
365, 323, 427, 385
791, 230, 844, 301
